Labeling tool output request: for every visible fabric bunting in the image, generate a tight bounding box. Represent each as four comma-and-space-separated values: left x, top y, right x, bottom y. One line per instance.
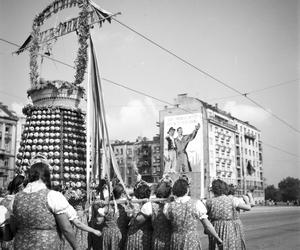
15, 35, 32, 54
87, 36, 129, 200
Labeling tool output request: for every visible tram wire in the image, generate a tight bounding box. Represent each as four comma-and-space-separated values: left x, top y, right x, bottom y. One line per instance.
112, 18, 299, 134
0, 37, 299, 158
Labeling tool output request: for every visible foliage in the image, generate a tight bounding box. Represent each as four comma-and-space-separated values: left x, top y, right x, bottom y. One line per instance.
278, 177, 300, 202
265, 185, 281, 201
29, 0, 90, 91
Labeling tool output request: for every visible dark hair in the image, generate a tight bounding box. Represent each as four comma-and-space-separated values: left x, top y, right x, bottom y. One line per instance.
113, 183, 124, 200
28, 162, 51, 189
227, 184, 236, 195
177, 127, 182, 132
156, 182, 172, 198
8, 175, 25, 194
172, 179, 189, 197
134, 182, 151, 199
211, 179, 228, 196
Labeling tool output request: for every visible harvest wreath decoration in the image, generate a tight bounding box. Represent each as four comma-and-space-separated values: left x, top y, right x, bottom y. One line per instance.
28, 0, 90, 95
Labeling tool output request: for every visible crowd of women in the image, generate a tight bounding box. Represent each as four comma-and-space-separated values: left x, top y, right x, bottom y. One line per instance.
0, 155, 254, 250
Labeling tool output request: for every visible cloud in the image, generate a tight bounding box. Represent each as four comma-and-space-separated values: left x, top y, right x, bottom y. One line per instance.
11, 102, 25, 117
106, 98, 160, 141
222, 101, 270, 123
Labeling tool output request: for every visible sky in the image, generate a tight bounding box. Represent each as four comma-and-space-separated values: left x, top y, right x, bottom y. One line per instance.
0, 0, 299, 186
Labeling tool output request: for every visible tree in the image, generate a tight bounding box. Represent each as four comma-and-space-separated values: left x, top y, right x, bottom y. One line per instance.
278, 177, 300, 202
265, 185, 281, 201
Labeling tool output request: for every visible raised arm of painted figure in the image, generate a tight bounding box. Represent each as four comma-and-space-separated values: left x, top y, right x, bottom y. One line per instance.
186, 123, 201, 142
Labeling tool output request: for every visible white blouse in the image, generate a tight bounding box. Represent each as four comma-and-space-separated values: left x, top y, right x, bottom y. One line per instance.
22, 181, 78, 221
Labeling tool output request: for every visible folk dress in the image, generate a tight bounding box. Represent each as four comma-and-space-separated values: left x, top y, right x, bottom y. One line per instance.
12, 181, 77, 250
100, 203, 130, 250
125, 202, 152, 250
164, 196, 207, 250
13, 189, 61, 250
206, 195, 246, 250
142, 202, 171, 250
61, 204, 89, 250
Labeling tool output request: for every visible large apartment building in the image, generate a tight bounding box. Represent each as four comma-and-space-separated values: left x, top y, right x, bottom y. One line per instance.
111, 136, 161, 186
159, 94, 264, 203
0, 103, 18, 189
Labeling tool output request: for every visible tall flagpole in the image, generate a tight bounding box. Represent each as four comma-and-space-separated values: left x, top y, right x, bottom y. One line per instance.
86, 36, 92, 203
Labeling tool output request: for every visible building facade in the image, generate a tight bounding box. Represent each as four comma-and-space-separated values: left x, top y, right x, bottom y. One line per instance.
159, 94, 264, 203
112, 137, 161, 186
0, 103, 18, 189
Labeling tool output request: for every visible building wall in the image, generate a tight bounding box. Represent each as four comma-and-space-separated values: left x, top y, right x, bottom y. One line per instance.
206, 108, 237, 187
0, 118, 18, 189
159, 94, 265, 202
235, 121, 264, 202
112, 139, 161, 186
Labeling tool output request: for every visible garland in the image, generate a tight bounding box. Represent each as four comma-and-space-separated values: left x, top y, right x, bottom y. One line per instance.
74, 1, 90, 85
22, 103, 85, 116
28, 0, 90, 94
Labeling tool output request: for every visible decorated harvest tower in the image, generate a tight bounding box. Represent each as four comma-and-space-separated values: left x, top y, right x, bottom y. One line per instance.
15, 0, 115, 193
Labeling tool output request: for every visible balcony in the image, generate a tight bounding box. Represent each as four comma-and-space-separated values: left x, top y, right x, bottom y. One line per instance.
209, 116, 237, 132
244, 132, 256, 140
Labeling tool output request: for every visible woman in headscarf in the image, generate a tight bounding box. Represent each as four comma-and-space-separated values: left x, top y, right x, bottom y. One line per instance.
206, 179, 254, 250
125, 180, 152, 250
0, 175, 26, 250
164, 178, 223, 250
11, 157, 78, 250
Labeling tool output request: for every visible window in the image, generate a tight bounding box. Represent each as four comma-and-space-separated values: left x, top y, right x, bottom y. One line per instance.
120, 148, 123, 154
249, 150, 251, 156
245, 149, 247, 155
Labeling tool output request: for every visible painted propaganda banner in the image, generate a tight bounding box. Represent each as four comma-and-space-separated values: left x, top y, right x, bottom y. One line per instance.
163, 113, 203, 173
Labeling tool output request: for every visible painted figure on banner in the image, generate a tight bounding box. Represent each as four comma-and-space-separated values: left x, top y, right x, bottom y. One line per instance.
163, 127, 177, 174
175, 123, 200, 173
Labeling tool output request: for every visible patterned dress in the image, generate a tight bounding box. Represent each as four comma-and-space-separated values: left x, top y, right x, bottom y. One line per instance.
125, 203, 152, 250
151, 202, 171, 250
206, 195, 246, 250
165, 198, 204, 250
61, 205, 89, 250
13, 189, 61, 250
102, 203, 130, 250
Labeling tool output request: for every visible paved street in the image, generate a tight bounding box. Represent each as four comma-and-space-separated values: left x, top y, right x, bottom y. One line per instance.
199, 206, 300, 250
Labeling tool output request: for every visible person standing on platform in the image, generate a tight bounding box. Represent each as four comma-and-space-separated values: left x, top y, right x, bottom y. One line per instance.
164, 127, 177, 174
175, 123, 200, 173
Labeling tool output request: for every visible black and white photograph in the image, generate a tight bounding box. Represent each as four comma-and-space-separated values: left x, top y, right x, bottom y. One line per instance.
0, 0, 299, 249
